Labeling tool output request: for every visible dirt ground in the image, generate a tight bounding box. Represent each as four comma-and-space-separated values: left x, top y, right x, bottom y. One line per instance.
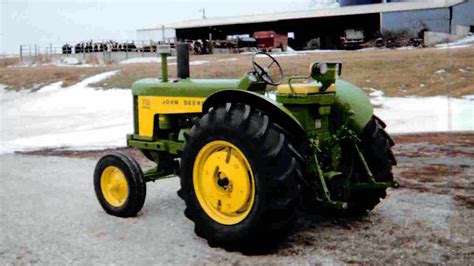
1, 46, 473, 97
19, 132, 474, 264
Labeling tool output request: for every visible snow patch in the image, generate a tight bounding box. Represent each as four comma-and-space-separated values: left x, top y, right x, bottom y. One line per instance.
37, 81, 63, 93
365, 88, 474, 133
463, 95, 474, 101
437, 35, 474, 47
437, 44, 471, 50
257, 53, 301, 58
190, 60, 210, 65
372, 95, 474, 134
297, 49, 342, 54
119, 56, 176, 65
246, 49, 343, 58
397, 46, 416, 50
366, 88, 385, 107
217, 58, 239, 62
0, 70, 128, 154
61, 57, 80, 65
436, 35, 474, 49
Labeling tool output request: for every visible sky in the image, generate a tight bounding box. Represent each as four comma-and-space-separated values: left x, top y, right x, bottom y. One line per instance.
0, 0, 338, 54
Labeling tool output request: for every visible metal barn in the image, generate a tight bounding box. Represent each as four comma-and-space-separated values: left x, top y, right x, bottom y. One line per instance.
137, 0, 474, 49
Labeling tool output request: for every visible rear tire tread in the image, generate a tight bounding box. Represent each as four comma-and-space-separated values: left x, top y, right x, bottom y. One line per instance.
179, 103, 302, 252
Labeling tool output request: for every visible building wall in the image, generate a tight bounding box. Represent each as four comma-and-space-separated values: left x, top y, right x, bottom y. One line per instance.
381, 8, 450, 36
452, 0, 474, 34
136, 28, 176, 43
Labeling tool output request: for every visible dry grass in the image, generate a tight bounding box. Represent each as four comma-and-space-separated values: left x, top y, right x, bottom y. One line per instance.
0, 57, 20, 68
95, 46, 474, 97
1, 47, 473, 97
0, 65, 118, 89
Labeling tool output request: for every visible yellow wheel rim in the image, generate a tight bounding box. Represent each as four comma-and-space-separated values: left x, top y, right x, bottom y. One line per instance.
100, 166, 129, 207
193, 140, 255, 225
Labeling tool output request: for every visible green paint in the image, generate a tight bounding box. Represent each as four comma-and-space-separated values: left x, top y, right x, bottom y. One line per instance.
161, 54, 168, 82
127, 137, 183, 155
144, 167, 175, 182
131, 75, 258, 97
333, 80, 373, 134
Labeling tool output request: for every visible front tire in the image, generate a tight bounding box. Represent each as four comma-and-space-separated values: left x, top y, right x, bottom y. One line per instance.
180, 103, 303, 252
94, 152, 146, 217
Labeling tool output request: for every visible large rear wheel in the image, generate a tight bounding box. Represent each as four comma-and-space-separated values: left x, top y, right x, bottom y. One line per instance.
180, 103, 303, 252
345, 116, 396, 215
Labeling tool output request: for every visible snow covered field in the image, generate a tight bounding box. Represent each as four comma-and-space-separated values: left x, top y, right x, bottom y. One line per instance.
369, 89, 473, 133
0, 71, 132, 154
0, 72, 473, 154
436, 35, 474, 49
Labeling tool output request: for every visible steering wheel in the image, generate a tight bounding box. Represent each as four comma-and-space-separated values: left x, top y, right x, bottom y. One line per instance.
252, 52, 284, 86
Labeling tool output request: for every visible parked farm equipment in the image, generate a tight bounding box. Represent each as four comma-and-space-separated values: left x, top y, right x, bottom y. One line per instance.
94, 43, 398, 252
253, 31, 288, 52
340, 29, 365, 49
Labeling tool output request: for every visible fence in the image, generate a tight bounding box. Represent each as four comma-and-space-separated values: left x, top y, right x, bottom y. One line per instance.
19, 39, 176, 65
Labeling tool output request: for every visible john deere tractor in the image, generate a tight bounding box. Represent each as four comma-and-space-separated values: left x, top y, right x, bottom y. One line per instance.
94, 44, 398, 251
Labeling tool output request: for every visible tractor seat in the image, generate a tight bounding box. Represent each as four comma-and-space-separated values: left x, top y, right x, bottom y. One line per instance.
277, 83, 336, 94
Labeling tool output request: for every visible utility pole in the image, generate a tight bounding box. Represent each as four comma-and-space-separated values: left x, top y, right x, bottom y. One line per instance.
162, 25, 166, 43
199, 8, 206, 19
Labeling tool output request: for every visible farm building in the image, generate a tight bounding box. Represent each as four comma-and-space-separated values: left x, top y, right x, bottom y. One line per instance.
137, 0, 474, 49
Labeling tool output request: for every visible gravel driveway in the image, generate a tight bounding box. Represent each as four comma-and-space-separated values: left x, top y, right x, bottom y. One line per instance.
1, 135, 473, 264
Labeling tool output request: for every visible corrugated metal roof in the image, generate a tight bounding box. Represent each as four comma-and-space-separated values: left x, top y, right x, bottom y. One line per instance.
139, 0, 464, 30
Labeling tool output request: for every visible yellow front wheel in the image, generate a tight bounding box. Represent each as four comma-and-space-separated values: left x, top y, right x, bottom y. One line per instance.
100, 166, 129, 207
94, 152, 146, 217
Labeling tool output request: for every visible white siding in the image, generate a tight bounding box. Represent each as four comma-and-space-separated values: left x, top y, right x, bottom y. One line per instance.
136, 27, 176, 43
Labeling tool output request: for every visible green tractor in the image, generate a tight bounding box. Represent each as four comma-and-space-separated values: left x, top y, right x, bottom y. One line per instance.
94, 44, 398, 251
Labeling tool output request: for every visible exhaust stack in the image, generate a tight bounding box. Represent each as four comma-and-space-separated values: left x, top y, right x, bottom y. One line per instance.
177, 43, 190, 79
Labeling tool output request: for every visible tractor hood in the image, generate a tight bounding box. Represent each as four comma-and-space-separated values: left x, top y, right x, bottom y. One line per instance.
131, 78, 241, 97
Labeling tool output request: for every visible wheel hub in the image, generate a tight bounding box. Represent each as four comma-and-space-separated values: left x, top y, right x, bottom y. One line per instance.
100, 166, 129, 207
217, 175, 230, 189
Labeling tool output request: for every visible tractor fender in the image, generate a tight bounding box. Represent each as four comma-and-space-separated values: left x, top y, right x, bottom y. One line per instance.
203, 90, 306, 138
334, 80, 374, 135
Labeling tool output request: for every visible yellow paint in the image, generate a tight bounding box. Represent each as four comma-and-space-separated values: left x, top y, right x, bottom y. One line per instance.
277, 83, 336, 94
193, 140, 255, 225
326, 84, 336, 92
138, 96, 206, 137
100, 166, 129, 207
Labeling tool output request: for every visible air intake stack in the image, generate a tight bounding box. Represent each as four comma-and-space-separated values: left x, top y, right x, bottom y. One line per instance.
157, 44, 171, 82
177, 43, 190, 79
